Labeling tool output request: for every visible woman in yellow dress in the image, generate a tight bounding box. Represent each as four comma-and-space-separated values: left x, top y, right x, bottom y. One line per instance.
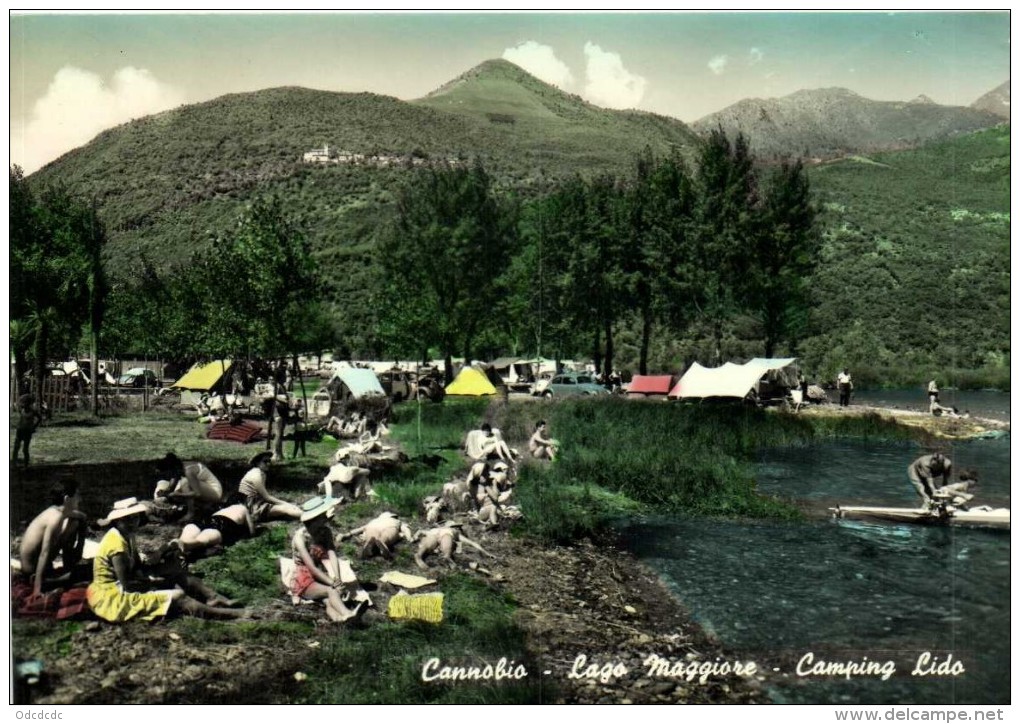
87, 499, 247, 622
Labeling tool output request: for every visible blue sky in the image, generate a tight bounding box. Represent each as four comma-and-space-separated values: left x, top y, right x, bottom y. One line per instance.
9, 11, 1011, 173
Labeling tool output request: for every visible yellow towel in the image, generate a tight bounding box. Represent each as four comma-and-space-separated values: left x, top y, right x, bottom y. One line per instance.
387, 591, 444, 624
379, 571, 437, 590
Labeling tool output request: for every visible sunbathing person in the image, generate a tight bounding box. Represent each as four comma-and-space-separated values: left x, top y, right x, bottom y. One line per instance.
239, 451, 302, 522
19, 477, 88, 598
175, 497, 256, 556
929, 399, 968, 419
338, 511, 413, 559
528, 420, 558, 461
464, 423, 514, 463
414, 521, 496, 570
86, 499, 247, 622
319, 455, 373, 501
288, 498, 365, 622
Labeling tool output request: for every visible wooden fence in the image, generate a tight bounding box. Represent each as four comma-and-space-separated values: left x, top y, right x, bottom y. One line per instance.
13, 376, 75, 414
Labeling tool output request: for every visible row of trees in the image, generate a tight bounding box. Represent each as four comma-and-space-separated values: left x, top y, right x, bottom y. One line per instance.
10, 130, 816, 389
379, 131, 818, 378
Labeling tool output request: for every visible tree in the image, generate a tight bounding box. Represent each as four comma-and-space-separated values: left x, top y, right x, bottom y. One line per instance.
379, 164, 518, 381
691, 130, 759, 363
9, 167, 108, 397
750, 160, 818, 357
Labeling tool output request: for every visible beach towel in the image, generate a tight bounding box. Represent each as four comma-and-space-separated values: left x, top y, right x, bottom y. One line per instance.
387, 590, 444, 623
207, 420, 265, 444
379, 571, 437, 590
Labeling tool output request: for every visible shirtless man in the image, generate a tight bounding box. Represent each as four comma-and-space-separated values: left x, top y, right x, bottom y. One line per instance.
19, 478, 88, 597
908, 452, 953, 506
338, 511, 413, 559
414, 521, 495, 569
528, 420, 558, 461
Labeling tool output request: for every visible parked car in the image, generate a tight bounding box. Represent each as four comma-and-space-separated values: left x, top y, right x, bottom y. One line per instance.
117, 368, 161, 388
539, 372, 609, 398
377, 369, 414, 402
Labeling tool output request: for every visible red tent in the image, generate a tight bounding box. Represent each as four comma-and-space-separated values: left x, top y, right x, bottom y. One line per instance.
626, 375, 675, 397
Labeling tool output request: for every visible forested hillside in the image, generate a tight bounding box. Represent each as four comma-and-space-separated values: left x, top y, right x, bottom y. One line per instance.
20, 62, 1010, 385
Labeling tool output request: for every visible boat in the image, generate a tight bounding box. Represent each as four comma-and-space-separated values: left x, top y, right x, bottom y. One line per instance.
830, 504, 1010, 531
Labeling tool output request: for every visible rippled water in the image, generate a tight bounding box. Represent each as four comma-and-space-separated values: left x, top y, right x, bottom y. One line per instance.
616, 434, 1011, 704
850, 389, 1010, 422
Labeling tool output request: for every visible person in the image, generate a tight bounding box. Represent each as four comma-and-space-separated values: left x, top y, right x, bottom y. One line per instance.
798, 371, 809, 400
908, 452, 953, 506
154, 453, 224, 521
338, 511, 413, 559
289, 498, 365, 622
464, 423, 514, 463
12, 393, 43, 466
86, 499, 247, 622
239, 451, 303, 522
414, 521, 496, 569
175, 497, 256, 556
927, 379, 940, 405
837, 368, 853, 407
529, 420, 558, 461
929, 399, 967, 419
19, 477, 88, 597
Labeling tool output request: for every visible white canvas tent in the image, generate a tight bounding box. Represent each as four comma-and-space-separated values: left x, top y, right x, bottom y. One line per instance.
669, 358, 798, 400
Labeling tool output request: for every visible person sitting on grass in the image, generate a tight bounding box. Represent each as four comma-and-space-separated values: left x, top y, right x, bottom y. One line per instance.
86, 499, 248, 622
528, 420, 558, 461
174, 495, 256, 557
18, 477, 89, 598
154, 452, 225, 522
464, 423, 515, 463
239, 451, 303, 523
289, 498, 366, 623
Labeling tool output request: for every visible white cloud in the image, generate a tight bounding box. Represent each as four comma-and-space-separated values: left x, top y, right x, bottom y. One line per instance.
749, 47, 764, 65
13, 66, 184, 173
502, 41, 574, 88
582, 42, 647, 109
708, 55, 729, 75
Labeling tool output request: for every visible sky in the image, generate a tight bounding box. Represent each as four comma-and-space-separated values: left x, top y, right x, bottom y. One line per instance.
8, 11, 1012, 174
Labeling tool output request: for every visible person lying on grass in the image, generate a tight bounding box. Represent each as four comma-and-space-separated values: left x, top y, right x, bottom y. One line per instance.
337, 511, 413, 559
174, 495, 256, 557
289, 498, 366, 623
19, 477, 89, 598
414, 521, 496, 570
239, 451, 302, 523
87, 499, 249, 622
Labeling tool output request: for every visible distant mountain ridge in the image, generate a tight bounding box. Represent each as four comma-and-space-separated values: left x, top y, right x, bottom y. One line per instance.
692, 86, 1004, 159
971, 80, 1010, 120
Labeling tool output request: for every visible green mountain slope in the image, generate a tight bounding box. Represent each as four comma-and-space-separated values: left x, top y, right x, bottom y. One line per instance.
803, 126, 1010, 377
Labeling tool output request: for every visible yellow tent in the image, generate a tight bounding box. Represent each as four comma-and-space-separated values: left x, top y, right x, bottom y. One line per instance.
445, 367, 498, 396
172, 360, 233, 391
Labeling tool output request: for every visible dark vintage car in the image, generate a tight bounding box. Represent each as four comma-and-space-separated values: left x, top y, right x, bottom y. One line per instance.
117, 368, 161, 388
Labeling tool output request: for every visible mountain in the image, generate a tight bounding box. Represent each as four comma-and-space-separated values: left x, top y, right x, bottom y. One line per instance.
692, 87, 1003, 159
28, 61, 701, 267
414, 59, 701, 170
971, 81, 1010, 120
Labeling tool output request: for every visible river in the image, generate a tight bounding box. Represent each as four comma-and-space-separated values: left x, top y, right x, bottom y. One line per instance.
615, 403, 1010, 704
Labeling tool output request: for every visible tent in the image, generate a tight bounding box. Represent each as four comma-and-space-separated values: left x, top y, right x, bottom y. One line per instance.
172, 360, 233, 406
626, 375, 674, 397
489, 357, 536, 389
329, 368, 386, 404
445, 366, 500, 396
669, 358, 798, 400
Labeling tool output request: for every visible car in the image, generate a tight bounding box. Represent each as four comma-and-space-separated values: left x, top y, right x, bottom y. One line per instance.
377, 369, 413, 402
540, 372, 609, 398
117, 368, 161, 388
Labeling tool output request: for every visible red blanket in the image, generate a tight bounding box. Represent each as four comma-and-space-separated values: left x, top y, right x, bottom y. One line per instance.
206, 420, 265, 444
12, 578, 92, 620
